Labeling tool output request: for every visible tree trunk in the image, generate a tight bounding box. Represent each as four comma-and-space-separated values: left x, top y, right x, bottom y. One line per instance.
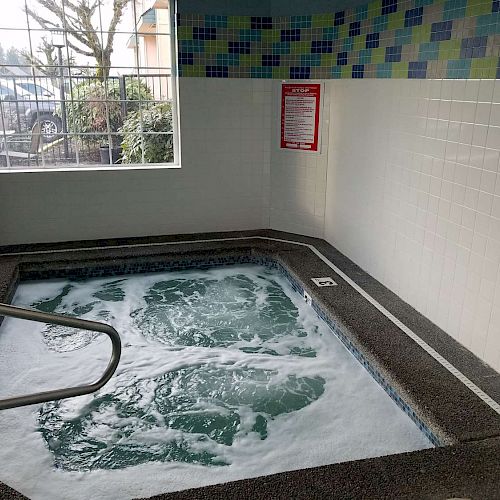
96, 51, 112, 80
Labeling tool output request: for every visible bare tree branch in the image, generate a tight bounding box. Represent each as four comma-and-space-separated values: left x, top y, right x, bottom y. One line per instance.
24, 0, 132, 78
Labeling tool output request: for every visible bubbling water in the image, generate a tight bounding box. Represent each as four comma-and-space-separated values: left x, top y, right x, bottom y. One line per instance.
0, 265, 432, 500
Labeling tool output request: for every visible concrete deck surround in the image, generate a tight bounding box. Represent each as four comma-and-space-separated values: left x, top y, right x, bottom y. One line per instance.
0, 230, 499, 499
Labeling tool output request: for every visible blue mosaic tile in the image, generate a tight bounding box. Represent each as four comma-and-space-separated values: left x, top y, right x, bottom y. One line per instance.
290, 66, 311, 79
352, 64, 365, 78
179, 52, 194, 65
430, 20, 453, 41
281, 29, 301, 41
460, 35, 488, 58
229, 41, 251, 54
337, 51, 348, 65
311, 40, 334, 53
251, 16, 273, 29
349, 21, 362, 37
386, 45, 403, 62
405, 7, 424, 26
382, 0, 398, 15
334, 11, 346, 26
206, 66, 228, 78
193, 27, 217, 40
366, 32, 380, 48
262, 54, 281, 66
409, 60, 428, 77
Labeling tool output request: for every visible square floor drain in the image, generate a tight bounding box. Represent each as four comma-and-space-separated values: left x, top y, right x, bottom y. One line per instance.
311, 277, 338, 287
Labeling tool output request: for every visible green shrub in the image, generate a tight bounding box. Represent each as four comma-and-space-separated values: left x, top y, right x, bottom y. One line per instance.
120, 102, 174, 164
65, 79, 152, 145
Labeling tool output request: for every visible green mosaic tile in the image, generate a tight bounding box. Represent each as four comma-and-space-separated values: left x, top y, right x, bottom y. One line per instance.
371, 47, 387, 63
181, 65, 205, 77
368, 0, 382, 16
291, 41, 312, 54
312, 14, 334, 28
387, 10, 406, 30
338, 24, 349, 40
353, 36, 366, 51
411, 24, 432, 43
240, 54, 262, 67
262, 29, 281, 42
177, 26, 193, 40
321, 53, 337, 66
341, 65, 352, 78
392, 61, 410, 77
272, 67, 289, 79
465, 0, 494, 17
228, 16, 251, 29
470, 56, 498, 77
438, 39, 462, 59
204, 41, 228, 54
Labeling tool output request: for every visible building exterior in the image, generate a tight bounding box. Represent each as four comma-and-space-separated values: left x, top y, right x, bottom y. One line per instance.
127, 0, 172, 100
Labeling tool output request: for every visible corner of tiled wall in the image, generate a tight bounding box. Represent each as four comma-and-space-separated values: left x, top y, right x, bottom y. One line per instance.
269, 80, 330, 238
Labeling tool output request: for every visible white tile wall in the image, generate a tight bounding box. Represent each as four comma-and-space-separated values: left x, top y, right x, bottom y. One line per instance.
269, 81, 330, 238
325, 78, 500, 372
0, 78, 272, 245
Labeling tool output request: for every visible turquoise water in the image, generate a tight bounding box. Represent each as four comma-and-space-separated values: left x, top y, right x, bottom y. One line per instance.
30, 268, 327, 471
0, 265, 432, 499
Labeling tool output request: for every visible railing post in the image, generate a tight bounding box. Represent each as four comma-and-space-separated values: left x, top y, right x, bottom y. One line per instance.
119, 75, 127, 119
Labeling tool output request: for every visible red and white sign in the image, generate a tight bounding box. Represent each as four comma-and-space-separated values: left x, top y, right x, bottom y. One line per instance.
280, 83, 321, 152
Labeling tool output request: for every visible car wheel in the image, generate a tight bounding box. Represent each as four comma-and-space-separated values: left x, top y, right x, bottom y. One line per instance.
37, 115, 62, 143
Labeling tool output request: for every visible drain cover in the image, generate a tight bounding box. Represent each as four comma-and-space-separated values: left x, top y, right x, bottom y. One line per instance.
311, 277, 338, 287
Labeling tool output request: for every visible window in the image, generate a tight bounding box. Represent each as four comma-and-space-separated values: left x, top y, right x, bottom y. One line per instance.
0, 0, 178, 170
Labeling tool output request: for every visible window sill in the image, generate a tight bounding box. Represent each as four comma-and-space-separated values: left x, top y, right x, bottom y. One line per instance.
0, 163, 182, 174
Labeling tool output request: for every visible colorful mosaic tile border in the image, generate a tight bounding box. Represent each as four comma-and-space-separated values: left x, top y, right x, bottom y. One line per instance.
177, 0, 500, 79
20, 254, 441, 445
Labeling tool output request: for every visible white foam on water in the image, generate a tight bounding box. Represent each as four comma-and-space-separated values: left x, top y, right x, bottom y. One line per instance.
0, 265, 432, 500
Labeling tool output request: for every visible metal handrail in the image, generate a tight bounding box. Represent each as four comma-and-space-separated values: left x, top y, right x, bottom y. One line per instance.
0, 303, 121, 410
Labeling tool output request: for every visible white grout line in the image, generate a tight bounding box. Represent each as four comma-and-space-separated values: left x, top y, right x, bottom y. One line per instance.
2, 235, 500, 415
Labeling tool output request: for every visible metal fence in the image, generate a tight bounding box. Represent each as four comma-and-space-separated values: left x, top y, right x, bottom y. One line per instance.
0, 71, 173, 168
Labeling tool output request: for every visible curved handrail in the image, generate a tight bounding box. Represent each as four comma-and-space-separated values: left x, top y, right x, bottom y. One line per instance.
0, 303, 121, 410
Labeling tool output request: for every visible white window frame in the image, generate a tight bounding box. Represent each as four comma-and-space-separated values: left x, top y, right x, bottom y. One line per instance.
0, 0, 180, 174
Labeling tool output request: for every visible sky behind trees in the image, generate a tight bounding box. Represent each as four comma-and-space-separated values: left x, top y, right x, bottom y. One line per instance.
0, 0, 136, 73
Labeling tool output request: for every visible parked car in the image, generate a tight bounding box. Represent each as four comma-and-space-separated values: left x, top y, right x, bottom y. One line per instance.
0, 79, 62, 142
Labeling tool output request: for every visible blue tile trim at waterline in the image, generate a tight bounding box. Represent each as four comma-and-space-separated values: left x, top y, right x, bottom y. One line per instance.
20, 255, 441, 447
